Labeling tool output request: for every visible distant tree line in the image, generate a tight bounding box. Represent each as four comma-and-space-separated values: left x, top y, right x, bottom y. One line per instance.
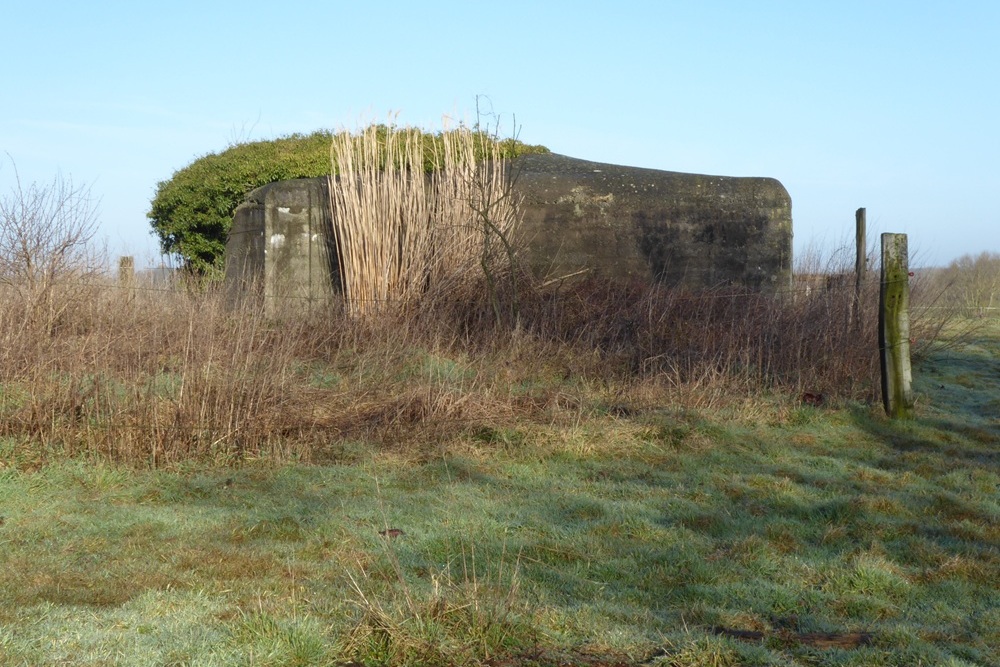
939, 251, 1000, 316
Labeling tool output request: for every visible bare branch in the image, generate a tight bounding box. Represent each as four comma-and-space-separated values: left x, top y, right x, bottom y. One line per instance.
0, 156, 102, 330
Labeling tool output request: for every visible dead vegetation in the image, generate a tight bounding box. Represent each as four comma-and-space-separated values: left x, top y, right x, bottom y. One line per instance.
0, 260, 900, 467
0, 148, 956, 467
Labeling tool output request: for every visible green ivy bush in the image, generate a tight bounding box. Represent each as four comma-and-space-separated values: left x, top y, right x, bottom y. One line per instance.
147, 127, 548, 275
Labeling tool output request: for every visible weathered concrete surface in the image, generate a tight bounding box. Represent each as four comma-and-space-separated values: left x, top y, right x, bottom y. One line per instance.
513, 153, 791, 289
225, 154, 792, 309
225, 178, 337, 314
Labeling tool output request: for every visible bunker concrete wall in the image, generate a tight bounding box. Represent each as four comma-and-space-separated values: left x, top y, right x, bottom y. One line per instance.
226, 178, 337, 315
513, 154, 791, 290
225, 153, 793, 307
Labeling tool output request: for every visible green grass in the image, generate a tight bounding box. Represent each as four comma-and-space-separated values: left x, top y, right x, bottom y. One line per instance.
0, 324, 998, 666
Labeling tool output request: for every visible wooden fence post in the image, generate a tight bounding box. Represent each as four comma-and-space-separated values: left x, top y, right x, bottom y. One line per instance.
879, 233, 914, 418
119, 256, 135, 304
853, 208, 866, 329
118, 256, 135, 285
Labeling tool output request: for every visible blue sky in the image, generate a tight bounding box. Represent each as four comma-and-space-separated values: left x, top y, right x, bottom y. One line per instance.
2, 1, 997, 268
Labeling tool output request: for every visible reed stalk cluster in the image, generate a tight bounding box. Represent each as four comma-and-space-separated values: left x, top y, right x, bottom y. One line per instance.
327, 123, 517, 319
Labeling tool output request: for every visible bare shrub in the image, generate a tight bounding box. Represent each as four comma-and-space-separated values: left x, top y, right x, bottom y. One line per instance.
512, 274, 881, 403
938, 251, 1000, 317
0, 286, 303, 464
0, 272, 547, 465
0, 159, 102, 334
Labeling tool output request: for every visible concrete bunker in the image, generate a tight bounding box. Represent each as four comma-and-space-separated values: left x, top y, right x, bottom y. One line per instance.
224, 153, 792, 314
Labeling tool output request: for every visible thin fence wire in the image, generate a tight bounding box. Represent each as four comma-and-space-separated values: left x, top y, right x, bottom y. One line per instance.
0, 264, 941, 461
16, 273, 881, 303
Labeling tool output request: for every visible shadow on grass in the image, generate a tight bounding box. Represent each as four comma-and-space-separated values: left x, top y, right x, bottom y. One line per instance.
849, 330, 1000, 470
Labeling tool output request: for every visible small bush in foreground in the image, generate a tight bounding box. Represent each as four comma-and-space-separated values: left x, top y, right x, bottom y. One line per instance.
342, 540, 529, 666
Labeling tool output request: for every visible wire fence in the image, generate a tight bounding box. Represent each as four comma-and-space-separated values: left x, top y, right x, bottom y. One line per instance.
11, 269, 891, 303
0, 255, 985, 458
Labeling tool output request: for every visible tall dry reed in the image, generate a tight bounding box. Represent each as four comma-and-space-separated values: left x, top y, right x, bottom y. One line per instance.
327, 123, 518, 319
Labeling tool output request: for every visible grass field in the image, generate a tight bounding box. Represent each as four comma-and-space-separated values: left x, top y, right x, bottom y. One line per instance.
0, 318, 997, 667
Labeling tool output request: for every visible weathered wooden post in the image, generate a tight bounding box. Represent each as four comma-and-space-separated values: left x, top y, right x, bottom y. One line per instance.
118, 256, 135, 286
119, 256, 135, 304
853, 208, 866, 329
879, 233, 914, 418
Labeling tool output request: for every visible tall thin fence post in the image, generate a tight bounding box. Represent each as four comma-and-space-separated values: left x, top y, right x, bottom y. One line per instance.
879, 233, 914, 418
853, 208, 866, 329
119, 256, 135, 303
118, 256, 135, 285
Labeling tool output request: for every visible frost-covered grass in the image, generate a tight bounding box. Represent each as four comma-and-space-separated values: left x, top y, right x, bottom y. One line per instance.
1, 323, 997, 666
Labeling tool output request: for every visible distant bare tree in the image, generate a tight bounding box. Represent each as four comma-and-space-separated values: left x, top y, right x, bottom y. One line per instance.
0, 157, 101, 329
941, 251, 1000, 316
